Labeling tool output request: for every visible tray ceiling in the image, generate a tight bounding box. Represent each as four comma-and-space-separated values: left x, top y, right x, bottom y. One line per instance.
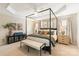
0, 3, 79, 19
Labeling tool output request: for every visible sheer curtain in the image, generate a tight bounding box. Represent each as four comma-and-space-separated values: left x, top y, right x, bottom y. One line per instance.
57, 13, 77, 45
68, 14, 77, 45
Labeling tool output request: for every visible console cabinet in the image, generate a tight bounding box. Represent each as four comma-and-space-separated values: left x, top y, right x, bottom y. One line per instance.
7, 34, 26, 44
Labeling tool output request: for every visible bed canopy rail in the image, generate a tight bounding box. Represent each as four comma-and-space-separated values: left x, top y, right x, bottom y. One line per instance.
26, 8, 58, 54
50, 8, 58, 37
26, 8, 50, 17
40, 28, 57, 30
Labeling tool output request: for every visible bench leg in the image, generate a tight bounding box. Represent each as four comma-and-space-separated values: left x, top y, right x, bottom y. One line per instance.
20, 42, 22, 48
44, 45, 46, 54
44, 49, 46, 54
27, 46, 29, 52
40, 47, 42, 56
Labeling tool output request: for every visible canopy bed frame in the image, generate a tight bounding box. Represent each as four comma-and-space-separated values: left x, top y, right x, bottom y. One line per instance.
25, 8, 58, 54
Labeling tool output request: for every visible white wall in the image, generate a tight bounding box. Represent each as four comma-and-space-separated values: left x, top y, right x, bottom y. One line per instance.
0, 14, 11, 26
10, 17, 26, 33
27, 18, 35, 35
0, 13, 26, 33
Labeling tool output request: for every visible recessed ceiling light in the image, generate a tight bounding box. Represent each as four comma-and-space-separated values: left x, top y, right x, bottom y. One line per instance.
6, 6, 16, 14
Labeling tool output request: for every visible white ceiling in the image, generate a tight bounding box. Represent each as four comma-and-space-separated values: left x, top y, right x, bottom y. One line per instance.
0, 3, 79, 19
7, 3, 65, 18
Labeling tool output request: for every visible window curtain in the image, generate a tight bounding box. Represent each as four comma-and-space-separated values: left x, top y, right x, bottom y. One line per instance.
57, 13, 77, 45
68, 14, 77, 45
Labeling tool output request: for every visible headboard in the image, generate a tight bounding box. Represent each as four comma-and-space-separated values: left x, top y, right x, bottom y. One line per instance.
38, 28, 57, 35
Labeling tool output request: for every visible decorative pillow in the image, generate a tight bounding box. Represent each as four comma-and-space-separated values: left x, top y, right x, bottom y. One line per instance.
41, 31, 44, 34
38, 31, 41, 34
47, 31, 54, 35
44, 31, 48, 35
51, 31, 54, 35
39, 31, 44, 34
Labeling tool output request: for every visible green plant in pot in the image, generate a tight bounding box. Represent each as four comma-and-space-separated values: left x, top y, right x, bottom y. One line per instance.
61, 31, 65, 35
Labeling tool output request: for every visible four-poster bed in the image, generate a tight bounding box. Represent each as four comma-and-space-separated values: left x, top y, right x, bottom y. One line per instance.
21, 8, 58, 55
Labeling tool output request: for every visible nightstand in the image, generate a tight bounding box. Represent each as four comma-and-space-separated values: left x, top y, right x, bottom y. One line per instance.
58, 35, 70, 45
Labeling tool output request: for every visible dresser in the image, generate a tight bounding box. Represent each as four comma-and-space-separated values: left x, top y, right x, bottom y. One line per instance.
58, 35, 70, 45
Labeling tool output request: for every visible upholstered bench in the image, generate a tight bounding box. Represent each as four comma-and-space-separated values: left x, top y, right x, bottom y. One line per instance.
20, 39, 46, 56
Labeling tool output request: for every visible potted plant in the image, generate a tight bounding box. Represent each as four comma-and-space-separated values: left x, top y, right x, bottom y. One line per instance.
61, 31, 65, 36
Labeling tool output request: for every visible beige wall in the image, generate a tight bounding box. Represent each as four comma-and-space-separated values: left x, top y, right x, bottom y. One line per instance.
0, 13, 26, 46
0, 13, 26, 33
0, 14, 11, 26
27, 18, 35, 35
0, 13, 36, 46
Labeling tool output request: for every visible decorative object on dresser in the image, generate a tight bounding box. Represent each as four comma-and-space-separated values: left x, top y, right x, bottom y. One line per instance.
58, 35, 70, 45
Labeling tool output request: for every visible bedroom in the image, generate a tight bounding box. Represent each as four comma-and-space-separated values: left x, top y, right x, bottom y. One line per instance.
0, 3, 79, 56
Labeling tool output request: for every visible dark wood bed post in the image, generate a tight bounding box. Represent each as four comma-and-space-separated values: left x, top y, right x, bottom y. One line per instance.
26, 16, 27, 39
49, 8, 58, 54
49, 8, 52, 54
50, 9, 58, 42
